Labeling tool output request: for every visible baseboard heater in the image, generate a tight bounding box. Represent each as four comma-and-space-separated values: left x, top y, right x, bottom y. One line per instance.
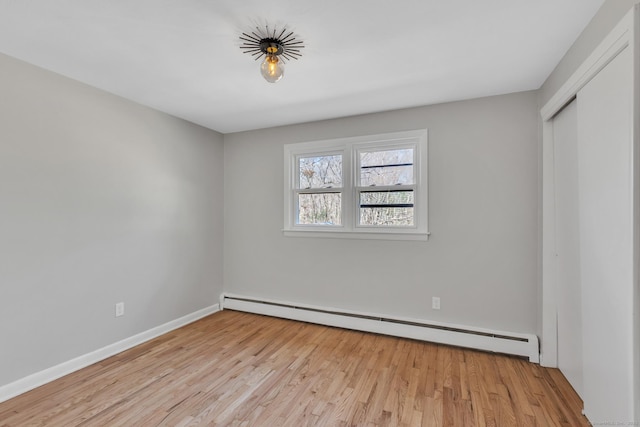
221, 294, 539, 363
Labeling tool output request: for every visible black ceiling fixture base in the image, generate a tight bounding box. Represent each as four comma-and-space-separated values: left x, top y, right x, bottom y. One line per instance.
239, 25, 304, 62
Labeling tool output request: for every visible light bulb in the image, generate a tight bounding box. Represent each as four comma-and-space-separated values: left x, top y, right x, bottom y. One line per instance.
260, 55, 284, 83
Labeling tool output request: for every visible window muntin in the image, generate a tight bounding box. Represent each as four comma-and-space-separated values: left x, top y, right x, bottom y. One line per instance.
284, 130, 428, 240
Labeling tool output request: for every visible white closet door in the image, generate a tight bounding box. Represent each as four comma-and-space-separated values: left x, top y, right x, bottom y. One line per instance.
577, 45, 634, 423
552, 99, 583, 398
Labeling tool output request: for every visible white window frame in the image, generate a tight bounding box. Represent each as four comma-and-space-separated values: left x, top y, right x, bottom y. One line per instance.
283, 129, 429, 241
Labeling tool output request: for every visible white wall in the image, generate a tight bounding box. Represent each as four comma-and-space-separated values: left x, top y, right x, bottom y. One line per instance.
0, 53, 224, 387
224, 91, 539, 334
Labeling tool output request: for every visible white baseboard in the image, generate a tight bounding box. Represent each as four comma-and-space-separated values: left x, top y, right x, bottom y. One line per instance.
221, 293, 540, 363
0, 304, 220, 404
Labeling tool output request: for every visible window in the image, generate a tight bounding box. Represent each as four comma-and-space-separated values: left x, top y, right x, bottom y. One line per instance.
284, 129, 428, 240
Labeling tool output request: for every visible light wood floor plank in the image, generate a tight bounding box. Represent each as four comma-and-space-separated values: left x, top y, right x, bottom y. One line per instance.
0, 310, 590, 426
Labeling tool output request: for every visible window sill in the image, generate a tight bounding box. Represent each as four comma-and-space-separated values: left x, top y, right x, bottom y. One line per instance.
282, 229, 430, 241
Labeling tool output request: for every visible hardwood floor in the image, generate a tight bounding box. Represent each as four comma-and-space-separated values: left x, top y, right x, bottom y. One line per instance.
0, 310, 589, 426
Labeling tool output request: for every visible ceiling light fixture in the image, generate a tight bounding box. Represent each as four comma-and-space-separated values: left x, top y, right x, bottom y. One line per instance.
240, 25, 304, 83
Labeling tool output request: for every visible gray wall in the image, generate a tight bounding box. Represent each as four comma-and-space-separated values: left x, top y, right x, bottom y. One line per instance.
540, 0, 639, 106
224, 91, 539, 334
0, 53, 224, 386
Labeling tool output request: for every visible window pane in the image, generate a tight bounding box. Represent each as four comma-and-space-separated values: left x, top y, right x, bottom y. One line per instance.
360, 148, 414, 186
360, 207, 414, 226
359, 190, 414, 226
360, 190, 414, 206
299, 155, 342, 189
297, 193, 342, 225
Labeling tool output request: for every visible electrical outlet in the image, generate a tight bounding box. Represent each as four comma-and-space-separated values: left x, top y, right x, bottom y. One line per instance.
115, 302, 125, 317
432, 297, 441, 310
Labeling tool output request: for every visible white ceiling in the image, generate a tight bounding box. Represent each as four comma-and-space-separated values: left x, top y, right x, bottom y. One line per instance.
0, 0, 606, 133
